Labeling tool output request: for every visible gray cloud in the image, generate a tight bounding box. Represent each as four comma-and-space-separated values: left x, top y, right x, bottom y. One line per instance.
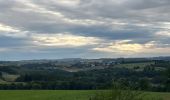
0, 0, 170, 60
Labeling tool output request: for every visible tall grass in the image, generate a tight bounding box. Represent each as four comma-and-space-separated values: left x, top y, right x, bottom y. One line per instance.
90, 83, 163, 100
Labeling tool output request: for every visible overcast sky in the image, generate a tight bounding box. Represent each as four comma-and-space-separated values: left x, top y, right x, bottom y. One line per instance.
0, 0, 170, 60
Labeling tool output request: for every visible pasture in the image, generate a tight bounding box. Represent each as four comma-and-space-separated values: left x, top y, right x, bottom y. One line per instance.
0, 90, 169, 100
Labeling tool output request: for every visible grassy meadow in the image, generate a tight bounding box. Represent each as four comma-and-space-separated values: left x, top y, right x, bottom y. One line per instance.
0, 90, 169, 100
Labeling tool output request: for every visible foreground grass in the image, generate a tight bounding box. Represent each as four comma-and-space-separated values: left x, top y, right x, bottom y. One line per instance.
0, 90, 169, 100
147, 92, 170, 100
0, 90, 95, 100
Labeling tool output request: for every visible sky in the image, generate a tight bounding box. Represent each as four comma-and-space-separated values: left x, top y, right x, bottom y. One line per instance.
0, 0, 170, 60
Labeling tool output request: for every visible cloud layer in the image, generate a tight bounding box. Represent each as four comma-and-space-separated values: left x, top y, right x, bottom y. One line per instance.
0, 0, 170, 60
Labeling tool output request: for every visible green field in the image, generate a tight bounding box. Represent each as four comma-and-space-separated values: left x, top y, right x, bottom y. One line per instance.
0, 90, 169, 100
114, 62, 154, 68
113, 62, 165, 71
0, 90, 94, 100
147, 92, 170, 100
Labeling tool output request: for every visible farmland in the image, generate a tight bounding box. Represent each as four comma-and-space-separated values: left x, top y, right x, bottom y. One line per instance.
0, 90, 169, 100
0, 58, 170, 100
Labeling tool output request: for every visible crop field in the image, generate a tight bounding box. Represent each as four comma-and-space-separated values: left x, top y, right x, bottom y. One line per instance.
114, 62, 154, 68
113, 62, 165, 71
0, 90, 169, 100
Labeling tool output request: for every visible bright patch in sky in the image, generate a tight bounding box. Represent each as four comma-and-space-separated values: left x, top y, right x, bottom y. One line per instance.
33, 33, 100, 47
58, 0, 80, 5
0, 24, 20, 32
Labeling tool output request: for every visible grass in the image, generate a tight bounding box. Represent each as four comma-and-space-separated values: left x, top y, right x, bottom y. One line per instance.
1, 72, 19, 82
114, 62, 154, 69
0, 90, 169, 100
113, 62, 166, 71
147, 92, 170, 100
0, 90, 95, 100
